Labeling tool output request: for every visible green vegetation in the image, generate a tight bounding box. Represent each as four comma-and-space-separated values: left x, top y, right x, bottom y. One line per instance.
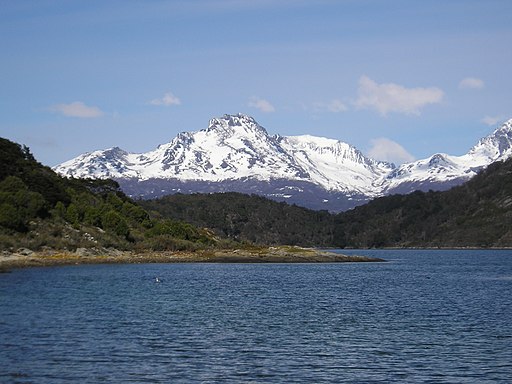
3, 135, 512, 253
336, 159, 512, 248
139, 192, 341, 247
141, 158, 512, 248
0, 138, 217, 252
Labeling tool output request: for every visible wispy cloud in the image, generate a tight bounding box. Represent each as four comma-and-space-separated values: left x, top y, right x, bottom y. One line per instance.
355, 76, 444, 116
367, 138, 415, 165
48, 101, 104, 118
149, 92, 181, 106
248, 97, 275, 113
312, 99, 348, 113
481, 115, 504, 126
459, 77, 484, 90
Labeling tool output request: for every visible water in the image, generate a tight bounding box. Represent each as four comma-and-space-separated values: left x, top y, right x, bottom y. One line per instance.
1, 250, 511, 383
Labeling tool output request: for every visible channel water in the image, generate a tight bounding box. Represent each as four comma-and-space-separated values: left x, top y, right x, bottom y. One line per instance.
1, 249, 511, 383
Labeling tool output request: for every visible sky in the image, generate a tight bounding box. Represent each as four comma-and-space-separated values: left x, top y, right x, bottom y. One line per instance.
1, 0, 511, 167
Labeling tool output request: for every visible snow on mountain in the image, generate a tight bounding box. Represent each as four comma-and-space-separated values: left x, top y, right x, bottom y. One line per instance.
54, 114, 512, 211
277, 135, 393, 196
132, 114, 308, 182
55, 146, 138, 179
56, 115, 302, 181
379, 118, 512, 194
54, 113, 392, 194
465, 118, 512, 162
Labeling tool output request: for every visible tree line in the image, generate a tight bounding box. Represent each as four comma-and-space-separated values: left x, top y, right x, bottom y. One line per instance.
141, 157, 512, 248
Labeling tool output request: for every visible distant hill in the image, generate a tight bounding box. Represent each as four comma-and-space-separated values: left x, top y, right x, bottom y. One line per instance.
141, 157, 512, 248
140, 192, 341, 247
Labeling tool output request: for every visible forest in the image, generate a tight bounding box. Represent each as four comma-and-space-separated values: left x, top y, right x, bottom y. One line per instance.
141, 158, 512, 248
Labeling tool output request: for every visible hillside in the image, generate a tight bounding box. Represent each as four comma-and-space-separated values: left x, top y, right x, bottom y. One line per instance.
0, 138, 216, 253
337, 157, 512, 248
141, 157, 512, 248
140, 193, 341, 247
1, 137, 378, 268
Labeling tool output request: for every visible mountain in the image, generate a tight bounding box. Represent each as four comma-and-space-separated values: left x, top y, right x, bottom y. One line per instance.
54, 114, 512, 211
378, 119, 512, 194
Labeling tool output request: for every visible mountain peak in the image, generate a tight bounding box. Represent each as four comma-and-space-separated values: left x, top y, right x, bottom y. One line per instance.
468, 119, 512, 161
206, 113, 268, 136
499, 118, 512, 130
54, 113, 512, 211
104, 146, 128, 157
484, 118, 512, 143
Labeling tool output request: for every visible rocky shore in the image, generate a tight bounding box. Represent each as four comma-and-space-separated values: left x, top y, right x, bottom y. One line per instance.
0, 246, 384, 271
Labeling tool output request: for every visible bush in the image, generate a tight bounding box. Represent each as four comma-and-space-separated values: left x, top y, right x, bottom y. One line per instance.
102, 210, 130, 238
0, 176, 47, 231
145, 219, 209, 243
0, 202, 23, 231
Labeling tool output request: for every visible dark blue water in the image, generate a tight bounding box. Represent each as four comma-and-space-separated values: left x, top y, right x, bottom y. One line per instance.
1, 250, 511, 383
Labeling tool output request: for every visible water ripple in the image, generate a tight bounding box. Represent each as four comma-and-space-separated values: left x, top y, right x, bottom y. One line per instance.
1, 250, 512, 382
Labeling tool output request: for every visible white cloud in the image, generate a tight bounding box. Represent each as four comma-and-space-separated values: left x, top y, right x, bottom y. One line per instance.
248, 97, 275, 113
459, 77, 484, 90
149, 92, 181, 106
367, 138, 415, 165
355, 75, 444, 116
481, 115, 503, 126
49, 101, 104, 118
312, 99, 348, 113
327, 99, 348, 112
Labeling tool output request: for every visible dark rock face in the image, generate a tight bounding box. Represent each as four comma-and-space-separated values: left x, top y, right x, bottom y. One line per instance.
117, 177, 370, 212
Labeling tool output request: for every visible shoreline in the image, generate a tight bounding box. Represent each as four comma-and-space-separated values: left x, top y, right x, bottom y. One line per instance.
0, 246, 385, 272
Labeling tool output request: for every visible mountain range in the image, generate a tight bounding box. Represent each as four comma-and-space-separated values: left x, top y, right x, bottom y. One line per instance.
54, 114, 512, 211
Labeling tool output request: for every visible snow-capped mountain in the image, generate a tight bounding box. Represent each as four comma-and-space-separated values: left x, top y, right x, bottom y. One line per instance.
379, 118, 512, 194
54, 114, 512, 211
57, 114, 308, 182
276, 135, 393, 196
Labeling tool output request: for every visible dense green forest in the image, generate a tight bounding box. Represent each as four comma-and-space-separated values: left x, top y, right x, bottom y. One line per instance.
0, 138, 216, 252
140, 193, 342, 247
141, 157, 512, 248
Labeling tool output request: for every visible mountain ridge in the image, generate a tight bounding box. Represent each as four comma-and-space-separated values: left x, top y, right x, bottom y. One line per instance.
54, 114, 512, 211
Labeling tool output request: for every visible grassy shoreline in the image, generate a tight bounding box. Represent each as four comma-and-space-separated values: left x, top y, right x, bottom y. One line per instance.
0, 246, 385, 271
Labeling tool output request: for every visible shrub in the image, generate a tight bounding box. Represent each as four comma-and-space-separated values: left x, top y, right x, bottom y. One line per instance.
101, 210, 130, 238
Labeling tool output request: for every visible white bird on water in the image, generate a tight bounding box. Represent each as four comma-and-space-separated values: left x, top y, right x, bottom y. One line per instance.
155, 277, 161, 283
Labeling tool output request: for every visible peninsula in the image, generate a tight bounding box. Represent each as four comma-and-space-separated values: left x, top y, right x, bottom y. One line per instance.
0, 246, 384, 272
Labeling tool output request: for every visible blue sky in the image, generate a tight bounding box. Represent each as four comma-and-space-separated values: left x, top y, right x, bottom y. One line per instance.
1, 0, 511, 166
